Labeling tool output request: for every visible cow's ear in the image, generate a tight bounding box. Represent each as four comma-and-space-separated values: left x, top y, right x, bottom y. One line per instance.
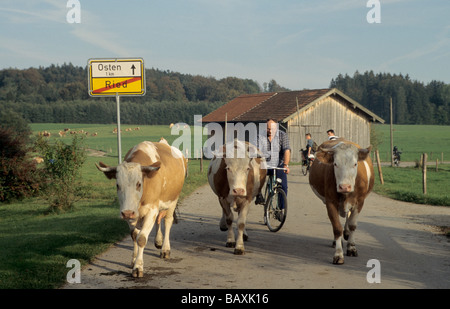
96, 162, 117, 179
141, 161, 161, 177
316, 149, 334, 164
358, 146, 372, 161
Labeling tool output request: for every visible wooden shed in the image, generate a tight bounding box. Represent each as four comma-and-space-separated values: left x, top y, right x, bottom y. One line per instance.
201, 88, 384, 162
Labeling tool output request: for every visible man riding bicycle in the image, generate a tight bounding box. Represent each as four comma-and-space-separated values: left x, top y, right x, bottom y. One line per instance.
255, 118, 291, 205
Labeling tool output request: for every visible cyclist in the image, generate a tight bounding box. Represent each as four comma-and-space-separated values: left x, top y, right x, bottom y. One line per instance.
393, 146, 402, 165
255, 118, 291, 205
302, 133, 316, 166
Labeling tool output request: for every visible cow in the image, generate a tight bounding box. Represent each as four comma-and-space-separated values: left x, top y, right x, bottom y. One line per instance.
208, 139, 267, 255
309, 138, 374, 265
96, 141, 186, 277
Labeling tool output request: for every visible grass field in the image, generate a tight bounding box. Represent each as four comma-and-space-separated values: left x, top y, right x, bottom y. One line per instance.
372, 124, 450, 162
374, 164, 450, 206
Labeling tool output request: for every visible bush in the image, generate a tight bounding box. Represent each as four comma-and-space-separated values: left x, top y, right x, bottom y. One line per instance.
0, 127, 40, 202
35, 134, 89, 212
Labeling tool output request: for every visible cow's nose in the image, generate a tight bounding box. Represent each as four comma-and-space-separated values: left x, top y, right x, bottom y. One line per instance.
232, 188, 246, 196
338, 184, 352, 193
121, 210, 136, 219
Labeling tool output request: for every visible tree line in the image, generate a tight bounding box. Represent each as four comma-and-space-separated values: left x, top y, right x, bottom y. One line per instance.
330, 71, 450, 125
1, 64, 449, 125
0, 63, 288, 125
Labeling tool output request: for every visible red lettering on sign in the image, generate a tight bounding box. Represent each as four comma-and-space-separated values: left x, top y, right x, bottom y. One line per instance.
92, 77, 142, 94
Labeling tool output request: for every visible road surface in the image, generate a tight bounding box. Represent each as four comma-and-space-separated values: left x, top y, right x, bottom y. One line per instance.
63, 166, 450, 289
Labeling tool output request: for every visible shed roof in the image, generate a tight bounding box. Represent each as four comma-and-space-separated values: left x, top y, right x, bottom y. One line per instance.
200, 92, 276, 123
201, 88, 385, 124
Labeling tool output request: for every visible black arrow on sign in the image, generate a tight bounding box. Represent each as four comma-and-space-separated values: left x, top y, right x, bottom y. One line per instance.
131, 65, 136, 75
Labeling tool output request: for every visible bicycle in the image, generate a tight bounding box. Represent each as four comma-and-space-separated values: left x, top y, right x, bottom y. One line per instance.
300, 149, 314, 176
262, 167, 288, 232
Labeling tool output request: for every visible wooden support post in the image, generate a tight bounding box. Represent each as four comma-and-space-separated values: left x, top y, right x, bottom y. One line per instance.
422, 153, 427, 195
376, 150, 384, 185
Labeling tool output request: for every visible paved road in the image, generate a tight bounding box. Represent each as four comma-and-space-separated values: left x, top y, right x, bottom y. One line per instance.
63, 166, 450, 289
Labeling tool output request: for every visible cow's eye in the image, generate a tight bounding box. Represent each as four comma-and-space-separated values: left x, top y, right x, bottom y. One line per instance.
334, 163, 338, 167
136, 182, 141, 190
354, 163, 357, 167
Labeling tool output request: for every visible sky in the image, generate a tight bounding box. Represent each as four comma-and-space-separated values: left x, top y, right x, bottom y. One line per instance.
0, 0, 449, 90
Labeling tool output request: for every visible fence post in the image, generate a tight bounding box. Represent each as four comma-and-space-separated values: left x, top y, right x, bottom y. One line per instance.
375, 150, 384, 185
436, 159, 439, 172
422, 153, 427, 195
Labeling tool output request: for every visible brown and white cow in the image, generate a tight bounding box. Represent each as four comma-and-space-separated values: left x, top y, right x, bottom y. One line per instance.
96, 141, 186, 277
309, 138, 374, 265
208, 140, 267, 255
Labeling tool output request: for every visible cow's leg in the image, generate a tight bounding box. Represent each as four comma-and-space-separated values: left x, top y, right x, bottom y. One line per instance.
154, 210, 167, 249
132, 207, 158, 278
326, 201, 344, 265
160, 203, 177, 259
234, 203, 250, 255
344, 205, 361, 257
219, 198, 235, 248
128, 221, 139, 268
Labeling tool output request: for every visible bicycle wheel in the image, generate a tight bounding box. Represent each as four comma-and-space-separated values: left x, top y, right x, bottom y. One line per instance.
265, 187, 288, 232
302, 163, 308, 176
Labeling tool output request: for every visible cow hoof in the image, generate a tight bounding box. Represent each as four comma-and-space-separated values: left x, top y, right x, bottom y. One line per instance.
132, 268, 144, 278
343, 232, 349, 241
333, 256, 345, 265
155, 243, 162, 249
226, 241, 236, 248
347, 249, 358, 257
160, 250, 170, 259
220, 226, 228, 232
234, 248, 245, 255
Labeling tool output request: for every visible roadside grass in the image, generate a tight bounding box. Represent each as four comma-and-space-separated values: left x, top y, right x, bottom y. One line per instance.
373, 164, 450, 206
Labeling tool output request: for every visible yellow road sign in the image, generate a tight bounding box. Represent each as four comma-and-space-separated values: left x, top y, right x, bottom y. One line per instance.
88, 58, 145, 96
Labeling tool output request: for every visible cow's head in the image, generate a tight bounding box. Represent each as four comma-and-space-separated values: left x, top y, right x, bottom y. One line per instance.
96, 161, 160, 221
223, 157, 253, 197
320, 143, 371, 193
215, 140, 264, 197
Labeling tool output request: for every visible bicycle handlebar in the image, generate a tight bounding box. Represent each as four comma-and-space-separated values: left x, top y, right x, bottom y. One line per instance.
266, 166, 288, 171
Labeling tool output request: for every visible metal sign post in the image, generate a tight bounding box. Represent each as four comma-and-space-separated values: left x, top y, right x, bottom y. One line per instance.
116, 94, 122, 163
88, 58, 145, 164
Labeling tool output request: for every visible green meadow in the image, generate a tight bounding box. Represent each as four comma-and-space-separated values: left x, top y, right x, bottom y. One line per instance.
372, 124, 450, 162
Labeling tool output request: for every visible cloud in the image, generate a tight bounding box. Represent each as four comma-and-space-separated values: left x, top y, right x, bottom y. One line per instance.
380, 25, 450, 69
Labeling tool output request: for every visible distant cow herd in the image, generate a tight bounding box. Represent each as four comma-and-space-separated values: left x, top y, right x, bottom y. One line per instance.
37, 127, 141, 139
95, 137, 374, 277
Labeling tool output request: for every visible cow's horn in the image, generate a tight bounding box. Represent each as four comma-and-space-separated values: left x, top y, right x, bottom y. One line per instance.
96, 162, 115, 172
